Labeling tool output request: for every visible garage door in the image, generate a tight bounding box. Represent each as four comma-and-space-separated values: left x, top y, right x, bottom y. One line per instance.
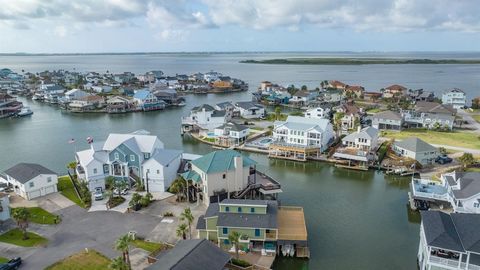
44, 185, 56, 195
28, 190, 41, 200
148, 179, 164, 192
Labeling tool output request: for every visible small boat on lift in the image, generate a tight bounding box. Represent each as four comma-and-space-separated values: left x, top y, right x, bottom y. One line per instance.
16, 106, 33, 117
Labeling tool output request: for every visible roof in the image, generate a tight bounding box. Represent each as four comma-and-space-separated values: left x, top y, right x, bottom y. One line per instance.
133, 89, 152, 100
275, 116, 331, 133
394, 137, 437, 153
181, 170, 202, 183
421, 211, 465, 252
220, 199, 268, 206
444, 88, 465, 94
196, 215, 206, 230
192, 104, 215, 112
204, 203, 220, 218
415, 101, 456, 115
79, 95, 104, 102
103, 132, 163, 153
234, 101, 263, 110
343, 127, 378, 142
447, 172, 480, 199
4, 163, 56, 184
216, 200, 278, 229
215, 122, 248, 132
150, 149, 182, 166
372, 110, 403, 121
146, 239, 231, 270
190, 149, 256, 174
385, 84, 407, 91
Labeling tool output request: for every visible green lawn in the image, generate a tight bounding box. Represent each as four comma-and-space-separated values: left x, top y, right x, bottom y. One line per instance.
131, 239, 164, 253
0, 228, 47, 247
472, 114, 480, 124
11, 207, 59, 225
45, 250, 110, 270
382, 129, 480, 149
57, 176, 85, 208
0, 257, 9, 263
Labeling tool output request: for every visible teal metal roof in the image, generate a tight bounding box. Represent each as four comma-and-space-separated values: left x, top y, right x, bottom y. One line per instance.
190, 149, 256, 174
181, 170, 202, 183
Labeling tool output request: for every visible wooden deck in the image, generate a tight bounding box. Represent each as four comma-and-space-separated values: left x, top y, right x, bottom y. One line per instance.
277, 207, 308, 241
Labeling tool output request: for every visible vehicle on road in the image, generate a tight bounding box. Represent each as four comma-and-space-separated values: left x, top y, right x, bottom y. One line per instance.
94, 187, 104, 201
0, 257, 22, 270
435, 154, 453, 164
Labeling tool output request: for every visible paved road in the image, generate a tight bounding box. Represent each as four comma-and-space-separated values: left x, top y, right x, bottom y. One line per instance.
431, 144, 480, 155
5, 205, 163, 269
458, 109, 480, 134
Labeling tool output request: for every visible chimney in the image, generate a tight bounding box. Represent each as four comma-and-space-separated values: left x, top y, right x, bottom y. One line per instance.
234, 155, 244, 189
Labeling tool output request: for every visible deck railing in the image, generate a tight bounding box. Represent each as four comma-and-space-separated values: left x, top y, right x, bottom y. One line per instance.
429, 256, 480, 270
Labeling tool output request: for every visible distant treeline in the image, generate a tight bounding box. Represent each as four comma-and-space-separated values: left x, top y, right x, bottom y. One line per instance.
240, 58, 480, 65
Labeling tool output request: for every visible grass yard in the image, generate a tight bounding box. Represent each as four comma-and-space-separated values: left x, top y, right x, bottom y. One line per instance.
11, 207, 59, 224
57, 176, 85, 208
382, 129, 480, 149
472, 114, 480, 124
0, 257, 9, 263
131, 239, 164, 253
0, 228, 47, 247
45, 250, 110, 270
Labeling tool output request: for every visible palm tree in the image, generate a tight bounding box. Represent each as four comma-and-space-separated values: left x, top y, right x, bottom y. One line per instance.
180, 207, 194, 239
114, 234, 132, 269
274, 106, 282, 121
109, 256, 128, 270
12, 208, 30, 240
228, 231, 241, 259
176, 223, 188, 240
67, 161, 77, 176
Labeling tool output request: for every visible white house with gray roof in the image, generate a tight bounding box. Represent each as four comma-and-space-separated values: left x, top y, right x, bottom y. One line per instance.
213, 122, 250, 146
75, 131, 182, 192
372, 110, 404, 131
418, 211, 480, 270
393, 137, 438, 165
442, 88, 466, 109
3, 163, 58, 200
402, 101, 456, 130
233, 101, 265, 119
181, 104, 226, 133
333, 127, 379, 163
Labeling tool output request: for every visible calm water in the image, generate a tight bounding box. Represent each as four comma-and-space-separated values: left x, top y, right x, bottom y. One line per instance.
2, 51, 476, 269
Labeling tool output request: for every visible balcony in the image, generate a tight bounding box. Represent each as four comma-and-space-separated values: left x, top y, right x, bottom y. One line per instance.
429, 256, 480, 270
411, 178, 449, 202
265, 231, 277, 239
181, 116, 197, 125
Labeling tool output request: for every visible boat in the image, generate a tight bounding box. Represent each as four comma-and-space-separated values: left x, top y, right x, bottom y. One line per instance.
177, 101, 186, 106
16, 106, 33, 117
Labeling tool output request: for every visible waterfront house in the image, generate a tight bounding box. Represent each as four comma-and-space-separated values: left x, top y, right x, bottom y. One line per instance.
408, 89, 435, 102
319, 89, 343, 103
146, 239, 231, 270
402, 101, 456, 130
91, 85, 113, 94
327, 80, 347, 90
204, 71, 222, 83
335, 103, 363, 133
0, 193, 10, 221
270, 116, 335, 161
106, 96, 133, 113
290, 90, 318, 107
196, 199, 309, 258
64, 89, 90, 102
153, 89, 183, 106
181, 104, 226, 134
333, 127, 379, 166
363, 92, 382, 102
393, 137, 438, 165
68, 95, 105, 112
133, 89, 166, 111
0, 93, 22, 118
418, 211, 480, 270
344, 85, 365, 98
213, 122, 249, 147
215, 101, 236, 120
75, 131, 182, 192
259, 81, 273, 92
3, 163, 58, 200
442, 88, 466, 109
304, 106, 331, 119
372, 110, 403, 131
382, 84, 407, 98
411, 171, 480, 214
181, 149, 282, 206
234, 101, 265, 119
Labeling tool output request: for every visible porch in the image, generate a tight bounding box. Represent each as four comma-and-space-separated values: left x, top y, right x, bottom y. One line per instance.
268, 142, 320, 162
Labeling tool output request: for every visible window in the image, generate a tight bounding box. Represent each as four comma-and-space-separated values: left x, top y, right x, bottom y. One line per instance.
156, 170, 160, 174
250, 208, 255, 213
255, 229, 260, 237
223, 228, 228, 234
474, 202, 480, 208
93, 168, 97, 174
114, 153, 119, 160
47, 177, 52, 183
222, 174, 226, 179
144, 153, 150, 159
130, 155, 135, 161
224, 239, 229, 244
237, 207, 242, 213
225, 206, 230, 212
103, 164, 109, 174
29, 182, 34, 188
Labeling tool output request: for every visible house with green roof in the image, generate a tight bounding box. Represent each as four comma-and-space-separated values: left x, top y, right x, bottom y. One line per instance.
181, 149, 282, 206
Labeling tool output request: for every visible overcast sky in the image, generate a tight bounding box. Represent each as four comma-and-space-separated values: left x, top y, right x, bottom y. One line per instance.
1, 0, 480, 53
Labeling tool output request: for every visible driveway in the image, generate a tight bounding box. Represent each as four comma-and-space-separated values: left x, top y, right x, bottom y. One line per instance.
9, 192, 77, 213
17, 205, 163, 269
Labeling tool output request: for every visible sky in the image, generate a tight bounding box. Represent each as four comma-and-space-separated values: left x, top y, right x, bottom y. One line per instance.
1, 0, 480, 53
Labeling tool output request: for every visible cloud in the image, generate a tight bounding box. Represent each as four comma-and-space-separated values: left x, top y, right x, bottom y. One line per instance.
54, 25, 67, 37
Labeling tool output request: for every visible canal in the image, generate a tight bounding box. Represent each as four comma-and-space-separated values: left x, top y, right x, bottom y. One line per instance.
0, 93, 420, 269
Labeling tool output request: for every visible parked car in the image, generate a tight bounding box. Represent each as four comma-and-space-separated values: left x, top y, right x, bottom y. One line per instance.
94, 187, 103, 201
113, 188, 128, 196
0, 257, 22, 270
435, 155, 453, 164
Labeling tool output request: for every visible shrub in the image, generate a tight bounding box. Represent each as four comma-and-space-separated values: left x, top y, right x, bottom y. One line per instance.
231, 258, 251, 268
107, 196, 125, 208
163, 211, 174, 217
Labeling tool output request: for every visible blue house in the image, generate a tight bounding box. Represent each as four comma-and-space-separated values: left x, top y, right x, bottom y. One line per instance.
133, 89, 166, 111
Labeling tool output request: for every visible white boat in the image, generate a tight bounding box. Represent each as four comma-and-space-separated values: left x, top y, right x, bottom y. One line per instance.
17, 106, 33, 117
177, 101, 186, 106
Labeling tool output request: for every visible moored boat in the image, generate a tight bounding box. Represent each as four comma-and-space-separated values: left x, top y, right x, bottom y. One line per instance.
16, 106, 33, 117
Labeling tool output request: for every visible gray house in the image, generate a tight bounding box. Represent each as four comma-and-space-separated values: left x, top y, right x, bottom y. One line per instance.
402, 101, 456, 130
146, 239, 231, 270
393, 137, 438, 165
372, 110, 404, 131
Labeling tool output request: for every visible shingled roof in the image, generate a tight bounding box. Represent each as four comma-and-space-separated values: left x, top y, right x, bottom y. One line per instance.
4, 163, 56, 184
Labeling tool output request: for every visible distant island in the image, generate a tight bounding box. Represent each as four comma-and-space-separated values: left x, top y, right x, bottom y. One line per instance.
240, 58, 480, 65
